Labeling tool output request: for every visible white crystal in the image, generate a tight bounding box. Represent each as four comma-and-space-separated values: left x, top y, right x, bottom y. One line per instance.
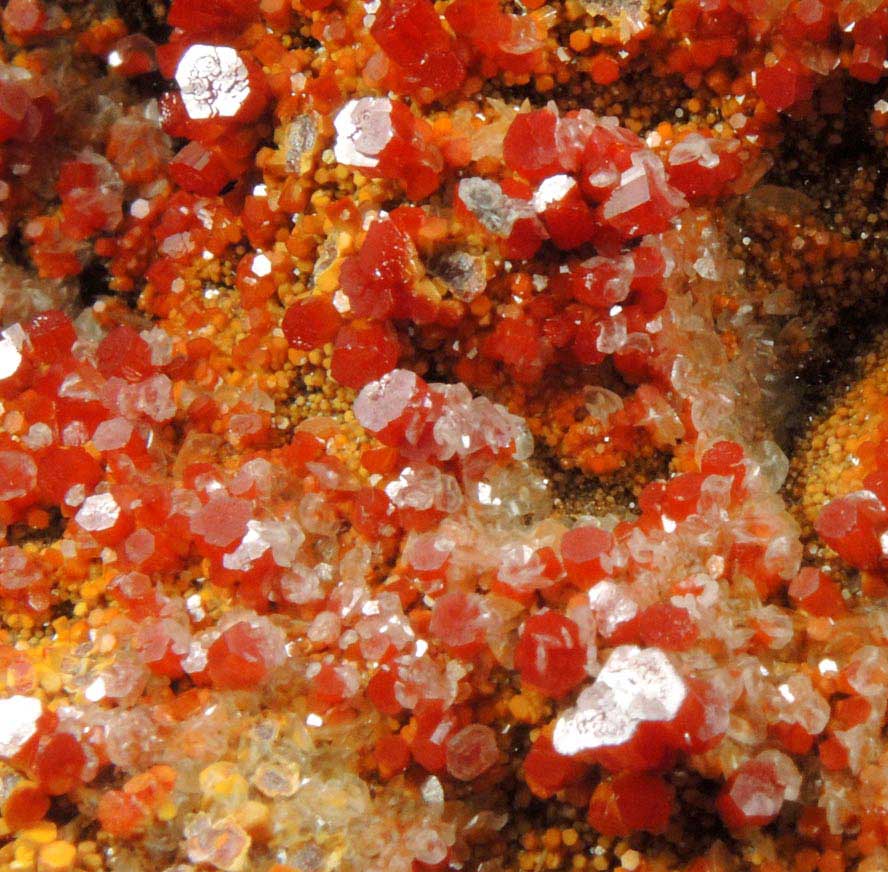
176, 45, 251, 121
333, 97, 394, 168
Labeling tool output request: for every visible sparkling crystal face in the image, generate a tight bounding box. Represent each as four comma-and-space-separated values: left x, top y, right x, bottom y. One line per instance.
532, 174, 576, 211
552, 645, 686, 756
0, 695, 42, 757
75, 491, 120, 532
176, 45, 251, 120
0, 331, 22, 379
333, 97, 394, 168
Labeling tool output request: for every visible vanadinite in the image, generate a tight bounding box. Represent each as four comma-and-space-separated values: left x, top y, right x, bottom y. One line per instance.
4, 0, 888, 869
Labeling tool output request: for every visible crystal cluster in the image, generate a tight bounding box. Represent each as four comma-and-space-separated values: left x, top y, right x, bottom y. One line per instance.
3, 0, 888, 869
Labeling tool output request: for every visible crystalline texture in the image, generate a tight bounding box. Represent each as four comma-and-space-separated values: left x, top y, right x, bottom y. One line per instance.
333, 97, 394, 168
0, 695, 42, 757
553, 645, 686, 756
176, 45, 252, 121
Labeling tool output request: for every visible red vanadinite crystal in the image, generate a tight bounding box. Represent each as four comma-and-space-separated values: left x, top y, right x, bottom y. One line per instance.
37, 446, 103, 506
331, 322, 400, 389
814, 491, 888, 570
56, 152, 123, 240
716, 760, 786, 830
789, 567, 846, 617
34, 732, 86, 796
533, 176, 597, 250
514, 612, 586, 698
429, 591, 487, 656
2, 0, 47, 42
523, 735, 587, 799
2, 782, 50, 831
206, 622, 271, 690
587, 772, 675, 836
169, 142, 232, 197
756, 58, 816, 112
97, 325, 155, 382
560, 525, 612, 587
26, 310, 76, 364
503, 109, 564, 183
371, 0, 466, 97
367, 666, 403, 715
376, 734, 411, 779
340, 219, 414, 319
636, 603, 699, 651
410, 701, 461, 772
97, 789, 147, 837
167, 0, 260, 32
282, 296, 342, 351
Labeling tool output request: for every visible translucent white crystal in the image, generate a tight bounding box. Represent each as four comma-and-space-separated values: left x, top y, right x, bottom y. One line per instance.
333, 97, 394, 168
553, 645, 685, 755
0, 695, 42, 757
75, 492, 120, 532
533, 174, 576, 211
176, 45, 251, 121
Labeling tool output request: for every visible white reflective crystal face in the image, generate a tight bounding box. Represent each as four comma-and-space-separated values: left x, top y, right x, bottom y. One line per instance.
176, 44, 251, 120
0, 695, 42, 757
354, 369, 421, 433
669, 132, 721, 169
533, 174, 576, 211
604, 161, 651, 220
333, 97, 394, 169
598, 645, 686, 720
552, 645, 686, 756
0, 333, 22, 380
75, 492, 120, 532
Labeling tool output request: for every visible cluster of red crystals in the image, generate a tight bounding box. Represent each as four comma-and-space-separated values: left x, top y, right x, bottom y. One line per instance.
0, 696, 92, 825
444, 0, 544, 76
493, 108, 687, 251
816, 478, 888, 572
370, 0, 466, 99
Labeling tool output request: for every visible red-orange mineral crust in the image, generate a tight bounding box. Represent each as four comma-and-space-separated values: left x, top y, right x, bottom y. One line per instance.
3, 0, 888, 869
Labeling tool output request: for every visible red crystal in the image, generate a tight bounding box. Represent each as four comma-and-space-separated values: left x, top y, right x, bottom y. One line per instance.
560, 525, 612, 588
26, 310, 76, 364
514, 612, 586, 699
206, 622, 271, 690
814, 491, 887, 570
429, 591, 487, 657
331, 322, 400, 389
169, 142, 232, 197
34, 732, 86, 796
788, 567, 846, 617
503, 109, 564, 183
340, 219, 415, 319
282, 296, 342, 351
587, 772, 675, 836
523, 735, 587, 799
756, 58, 816, 112
167, 0, 261, 34
716, 759, 786, 830
371, 0, 466, 97
97, 326, 155, 383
